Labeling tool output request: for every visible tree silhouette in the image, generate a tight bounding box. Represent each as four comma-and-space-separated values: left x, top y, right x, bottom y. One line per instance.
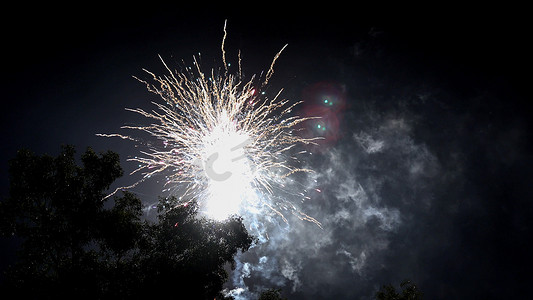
0, 146, 254, 299
259, 288, 288, 300
130, 197, 254, 299
375, 280, 423, 300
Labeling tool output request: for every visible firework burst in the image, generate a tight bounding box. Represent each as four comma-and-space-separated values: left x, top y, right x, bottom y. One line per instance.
99, 22, 321, 227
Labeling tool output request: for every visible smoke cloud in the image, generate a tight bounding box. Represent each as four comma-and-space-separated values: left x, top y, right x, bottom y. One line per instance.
226, 104, 440, 299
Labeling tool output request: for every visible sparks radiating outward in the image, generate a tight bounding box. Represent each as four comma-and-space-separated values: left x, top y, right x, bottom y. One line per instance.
99, 22, 322, 227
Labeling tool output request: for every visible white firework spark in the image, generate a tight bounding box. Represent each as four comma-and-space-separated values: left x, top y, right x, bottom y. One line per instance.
99, 22, 321, 227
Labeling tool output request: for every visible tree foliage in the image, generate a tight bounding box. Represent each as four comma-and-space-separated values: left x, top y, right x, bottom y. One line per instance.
375, 280, 423, 300
133, 197, 254, 298
0, 146, 254, 299
259, 288, 288, 300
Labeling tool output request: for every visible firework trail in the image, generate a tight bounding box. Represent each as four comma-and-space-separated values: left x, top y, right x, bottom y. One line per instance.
99, 22, 321, 227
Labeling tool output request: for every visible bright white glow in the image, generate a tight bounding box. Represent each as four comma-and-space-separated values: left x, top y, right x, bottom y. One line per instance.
98, 40, 323, 227
201, 111, 255, 220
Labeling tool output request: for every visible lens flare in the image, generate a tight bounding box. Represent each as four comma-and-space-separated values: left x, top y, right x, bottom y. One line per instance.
99, 22, 322, 226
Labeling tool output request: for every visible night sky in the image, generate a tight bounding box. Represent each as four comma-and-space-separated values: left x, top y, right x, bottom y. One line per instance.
1, 5, 532, 299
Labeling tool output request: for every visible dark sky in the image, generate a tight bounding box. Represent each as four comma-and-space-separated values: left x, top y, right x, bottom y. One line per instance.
1, 5, 532, 299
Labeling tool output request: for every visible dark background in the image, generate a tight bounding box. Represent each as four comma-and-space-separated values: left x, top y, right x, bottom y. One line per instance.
1, 4, 531, 299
